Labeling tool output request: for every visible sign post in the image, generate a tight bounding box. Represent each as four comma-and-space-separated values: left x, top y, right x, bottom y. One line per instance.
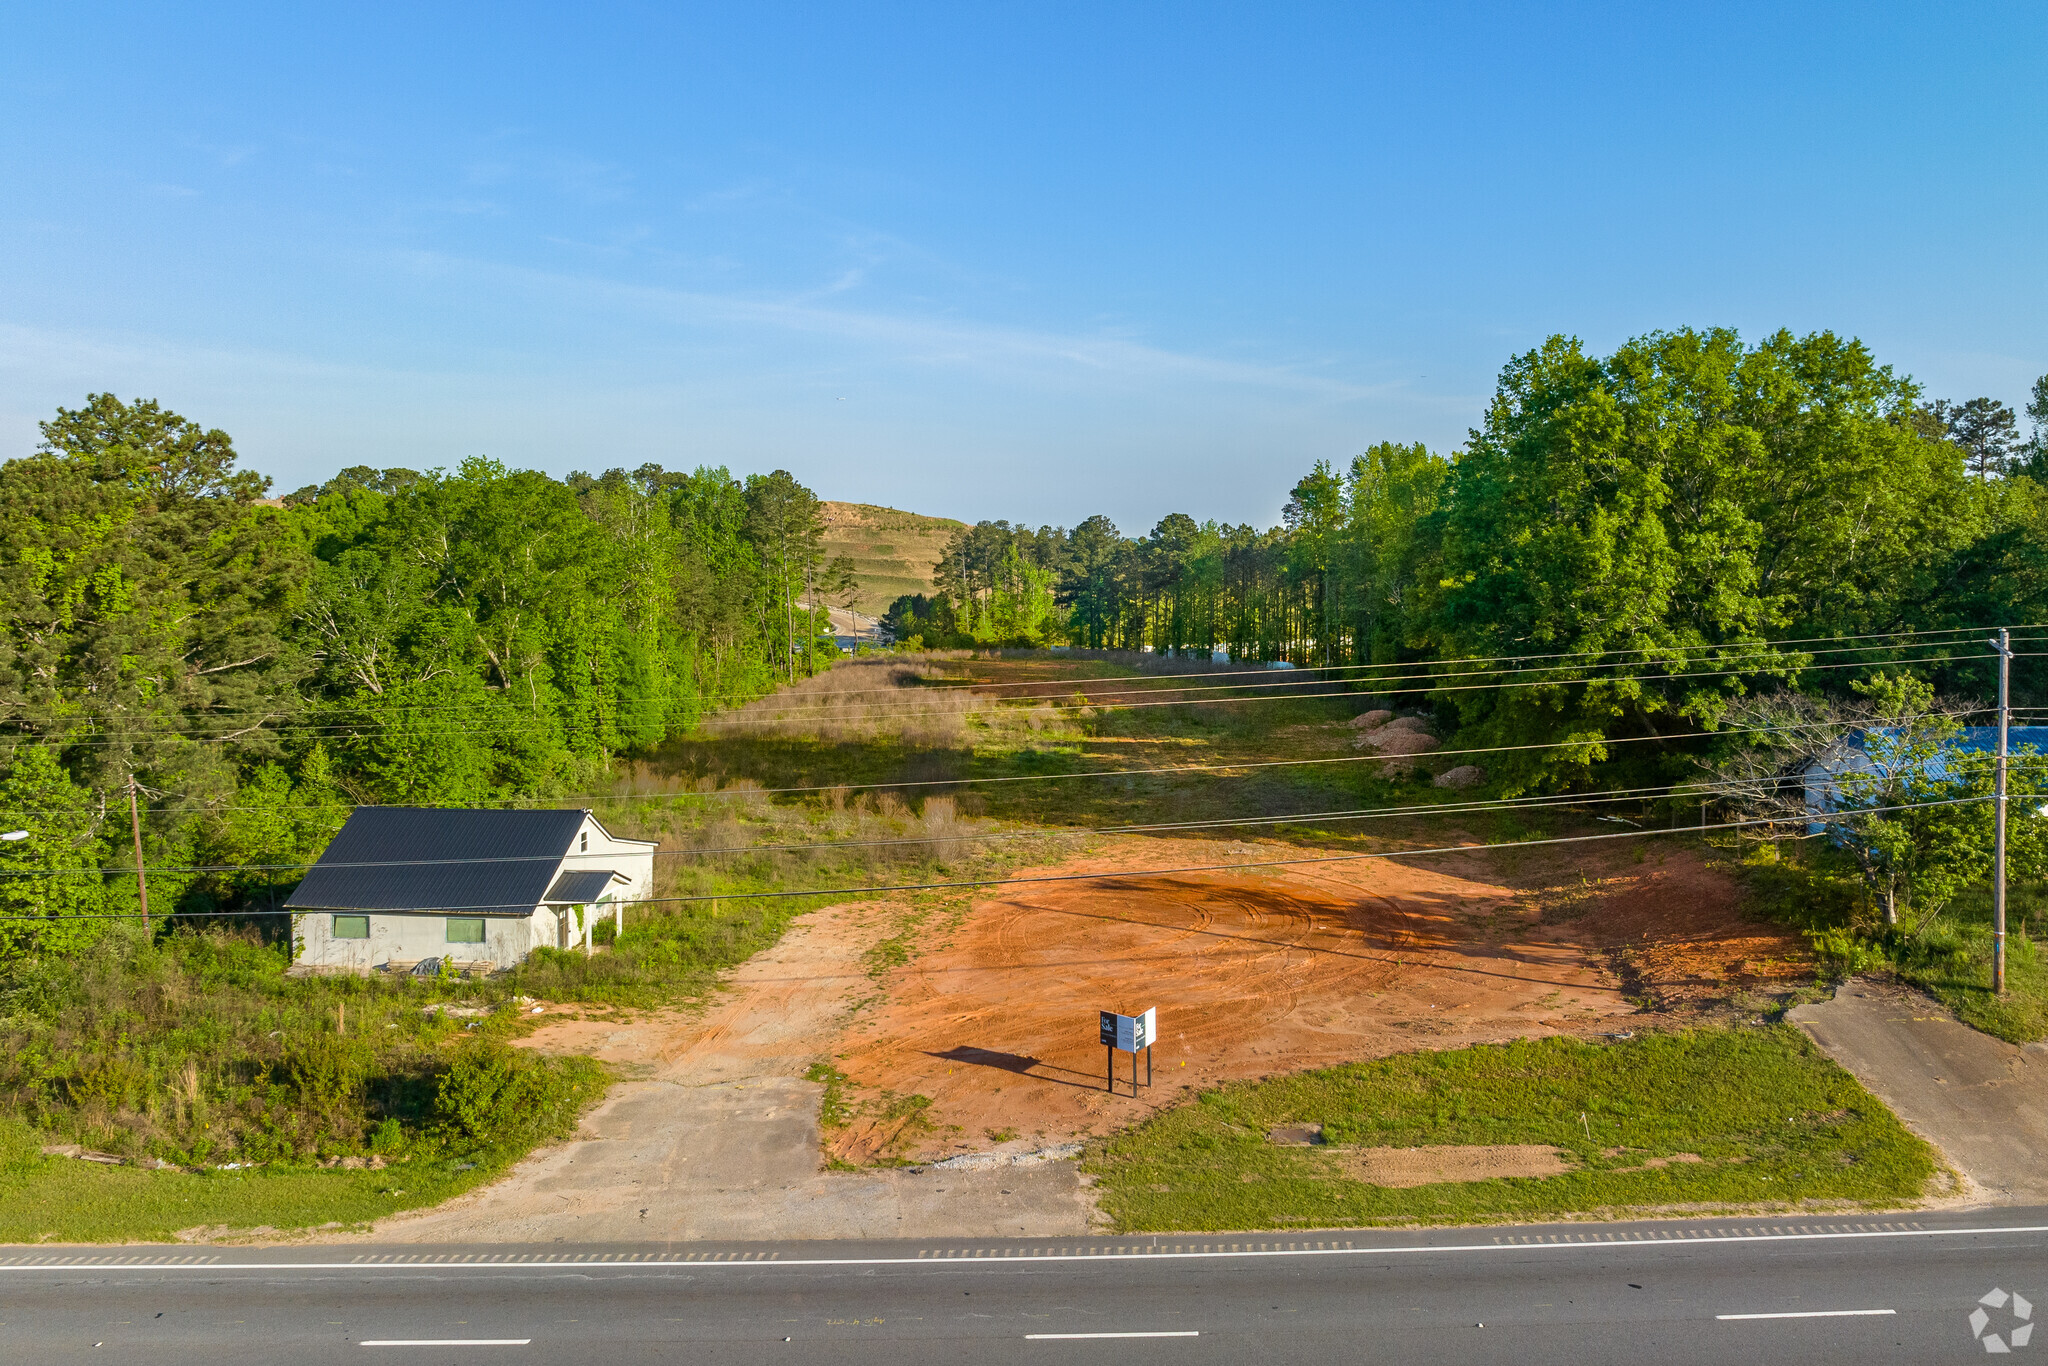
1097, 1007, 1157, 1095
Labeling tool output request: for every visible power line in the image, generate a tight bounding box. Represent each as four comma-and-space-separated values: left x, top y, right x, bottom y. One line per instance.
694, 641, 2018, 721
9, 626, 2031, 741
0, 797, 1987, 922
0, 775, 1776, 877
822, 624, 2031, 697
40, 623, 2013, 720
694, 648, 2025, 726
0, 708, 1993, 818
0, 709, 1981, 822
7, 643, 2018, 747
44, 705, 2048, 877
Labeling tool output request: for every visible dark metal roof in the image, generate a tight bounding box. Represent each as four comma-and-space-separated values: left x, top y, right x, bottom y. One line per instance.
286, 807, 586, 916
544, 870, 620, 904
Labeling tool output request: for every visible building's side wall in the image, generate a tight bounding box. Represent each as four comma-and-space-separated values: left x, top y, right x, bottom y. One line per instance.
294, 909, 542, 971
536, 904, 575, 951
577, 815, 658, 909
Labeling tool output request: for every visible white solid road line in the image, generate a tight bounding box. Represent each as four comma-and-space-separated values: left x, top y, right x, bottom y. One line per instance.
1715, 1310, 1897, 1321
359, 1340, 532, 1347
3, 1223, 2044, 1275
1025, 1331, 1201, 1339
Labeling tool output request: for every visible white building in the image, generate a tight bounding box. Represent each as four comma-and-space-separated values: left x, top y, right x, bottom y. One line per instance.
287, 807, 657, 973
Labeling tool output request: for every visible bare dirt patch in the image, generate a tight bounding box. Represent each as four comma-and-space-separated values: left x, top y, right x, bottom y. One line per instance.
1325, 1144, 1572, 1187
364, 899, 1099, 1244
822, 837, 1809, 1166
1508, 848, 1812, 1012
824, 836, 1630, 1164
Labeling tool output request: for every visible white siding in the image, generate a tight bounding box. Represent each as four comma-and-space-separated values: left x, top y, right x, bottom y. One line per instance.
289, 809, 656, 973
294, 908, 544, 971
574, 814, 657, 907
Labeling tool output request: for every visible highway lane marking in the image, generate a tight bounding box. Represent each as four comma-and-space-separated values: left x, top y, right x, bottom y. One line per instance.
1716, 1310, 1896, 1320
1025, 1332, 1200, 1339
360, 1340, 531, 1347
3, 1224, 2046, 1273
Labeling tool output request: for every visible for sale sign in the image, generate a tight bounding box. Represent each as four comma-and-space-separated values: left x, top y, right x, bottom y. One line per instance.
1099, 1007, 1157, 1052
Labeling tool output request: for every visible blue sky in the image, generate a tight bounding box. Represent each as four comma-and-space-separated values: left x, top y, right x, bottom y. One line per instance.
2, 3, 2043, 531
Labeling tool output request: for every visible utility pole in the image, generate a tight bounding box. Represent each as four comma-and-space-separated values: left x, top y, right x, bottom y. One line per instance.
126, 774, 149, 933
1992, 627, 2013, 995
782, 540, 794, 681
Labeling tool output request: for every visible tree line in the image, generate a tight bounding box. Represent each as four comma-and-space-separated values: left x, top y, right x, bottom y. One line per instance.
4, 327, 2047, 946
893, 330, 2048, 789
0, 396, 847, 949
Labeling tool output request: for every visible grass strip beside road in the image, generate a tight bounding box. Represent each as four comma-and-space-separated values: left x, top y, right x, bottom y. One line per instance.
1087, 1027, 1935, 1233
0, 1143, 522, 1244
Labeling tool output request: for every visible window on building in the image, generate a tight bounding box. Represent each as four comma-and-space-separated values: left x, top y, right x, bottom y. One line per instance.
580, 832, 588, 853
445, 917, 486, 944
333, 914, 369, 940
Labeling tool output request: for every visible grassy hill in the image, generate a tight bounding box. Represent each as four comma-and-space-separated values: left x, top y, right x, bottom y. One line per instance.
820, 501, 967, 615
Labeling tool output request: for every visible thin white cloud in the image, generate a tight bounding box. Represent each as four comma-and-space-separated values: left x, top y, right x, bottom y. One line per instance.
397, 251, 1400, 403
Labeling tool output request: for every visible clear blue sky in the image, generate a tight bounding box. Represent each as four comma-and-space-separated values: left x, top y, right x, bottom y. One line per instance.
3, 2, 2043, 531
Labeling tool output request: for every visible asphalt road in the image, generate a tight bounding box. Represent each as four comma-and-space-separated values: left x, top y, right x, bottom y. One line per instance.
4, 1210, 2046, 1364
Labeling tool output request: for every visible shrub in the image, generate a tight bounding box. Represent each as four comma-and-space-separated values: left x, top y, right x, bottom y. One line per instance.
286, 1034, 373, 1119
0, 1114, 47, 1181
433, 1041, 603, 1150
1809, 927, 1887, 981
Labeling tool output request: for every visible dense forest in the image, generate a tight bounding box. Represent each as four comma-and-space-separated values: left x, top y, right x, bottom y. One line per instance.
0, 398, 849, 945
4, 326, 2047, 940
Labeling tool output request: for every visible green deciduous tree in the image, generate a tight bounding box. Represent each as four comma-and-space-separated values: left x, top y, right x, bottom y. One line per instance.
1424, 329, 1979, 791
0, 746, 110, 957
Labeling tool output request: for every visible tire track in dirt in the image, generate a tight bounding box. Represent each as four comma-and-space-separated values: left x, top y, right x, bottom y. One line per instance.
824, 836, 1641, 1165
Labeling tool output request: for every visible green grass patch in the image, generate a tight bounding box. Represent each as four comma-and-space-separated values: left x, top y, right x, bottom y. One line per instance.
3, 1139, 506, 1243
805, 1061, 853, 1131
0, 1046, 605, 1242
1740, 846, 2048, 1043
1891, 886, 2048, 1041
1087, 1028, 1935, 1233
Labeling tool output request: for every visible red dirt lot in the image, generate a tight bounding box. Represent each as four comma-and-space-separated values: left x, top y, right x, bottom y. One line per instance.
826, 835, 1792, 1165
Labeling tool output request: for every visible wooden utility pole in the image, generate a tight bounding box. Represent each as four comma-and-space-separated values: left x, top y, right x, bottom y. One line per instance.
1993, 627, 2013, 995
126, 776, 149, 932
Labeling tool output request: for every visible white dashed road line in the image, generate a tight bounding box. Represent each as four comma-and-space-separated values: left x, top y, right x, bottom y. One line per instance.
1715, 1310, 1896, 1321
360, 1340, 531, 1347
1025, 1331, 1201, 1339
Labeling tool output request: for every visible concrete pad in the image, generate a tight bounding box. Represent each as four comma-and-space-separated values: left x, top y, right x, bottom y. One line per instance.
1788, 979, 2048, 1203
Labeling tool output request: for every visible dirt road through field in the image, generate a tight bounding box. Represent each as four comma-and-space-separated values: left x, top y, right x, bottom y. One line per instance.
370, 899, 1097, 1244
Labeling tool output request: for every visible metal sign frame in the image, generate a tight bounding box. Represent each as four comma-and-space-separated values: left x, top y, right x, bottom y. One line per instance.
1098, 1007, 1157, 1094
